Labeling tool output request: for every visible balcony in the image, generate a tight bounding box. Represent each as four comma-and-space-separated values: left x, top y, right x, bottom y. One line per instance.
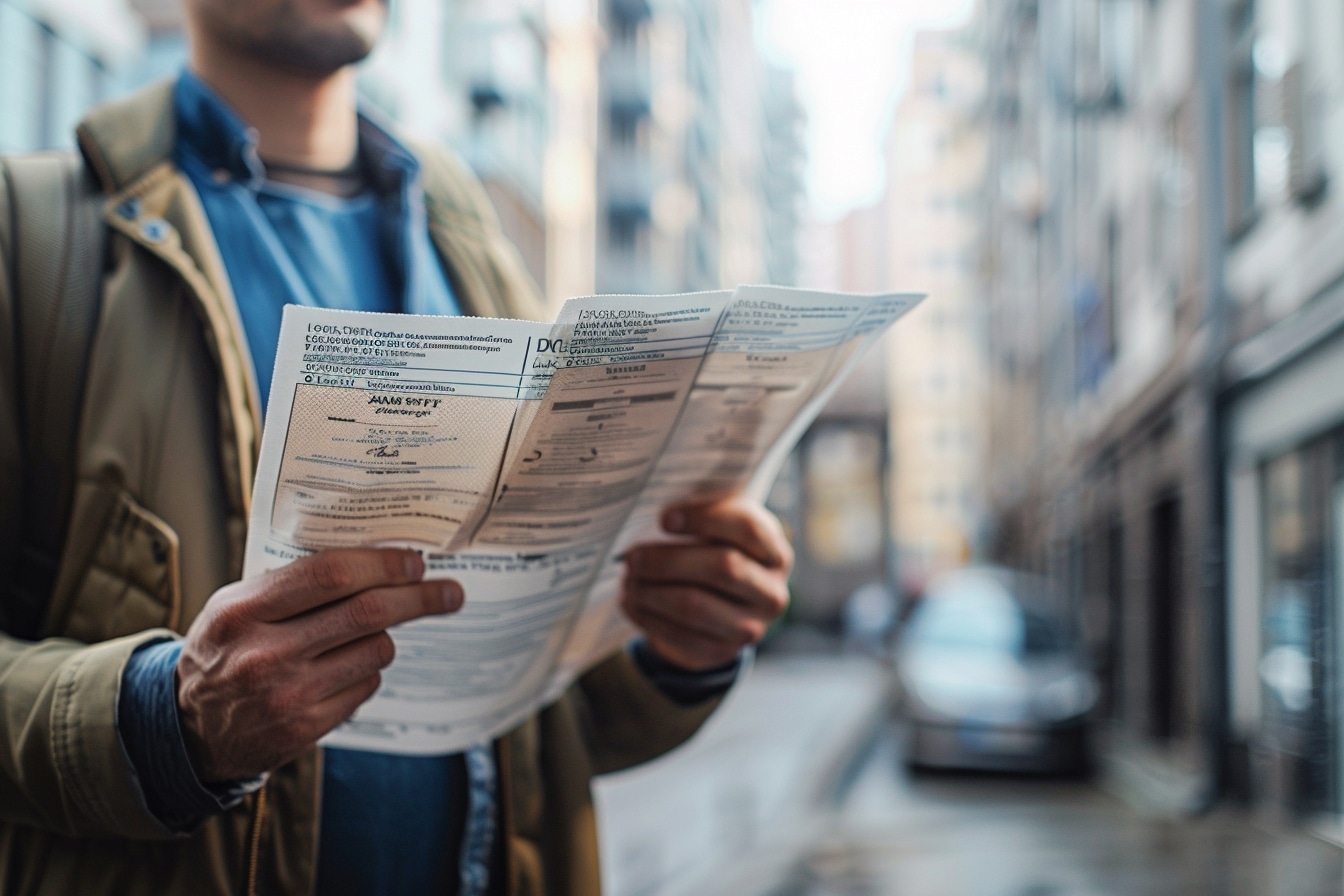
601, 145, 655, 218
602, 41, 652, 122
607, 0, 652, 30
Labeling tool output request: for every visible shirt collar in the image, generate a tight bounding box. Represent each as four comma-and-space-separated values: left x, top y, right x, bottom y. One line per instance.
173, 69, 421, 195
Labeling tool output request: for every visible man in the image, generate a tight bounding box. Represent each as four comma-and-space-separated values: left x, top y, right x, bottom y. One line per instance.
0, 1, 792, 894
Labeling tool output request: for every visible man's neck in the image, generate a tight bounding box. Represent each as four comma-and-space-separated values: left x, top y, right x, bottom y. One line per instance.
189, 42, 359, 172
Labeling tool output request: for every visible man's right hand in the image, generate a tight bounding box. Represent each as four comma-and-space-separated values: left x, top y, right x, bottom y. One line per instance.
176, 549, 462, 783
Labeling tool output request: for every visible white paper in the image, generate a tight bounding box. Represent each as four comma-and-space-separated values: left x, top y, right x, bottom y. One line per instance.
243, 287, 921, 754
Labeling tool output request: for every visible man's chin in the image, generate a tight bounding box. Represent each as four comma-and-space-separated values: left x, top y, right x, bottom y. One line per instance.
240, 0, 384, 74
260, 8, 386, 74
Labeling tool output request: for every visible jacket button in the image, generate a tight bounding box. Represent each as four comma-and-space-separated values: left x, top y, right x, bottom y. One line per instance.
140, 218, 171, 243
116, 198, 141, 221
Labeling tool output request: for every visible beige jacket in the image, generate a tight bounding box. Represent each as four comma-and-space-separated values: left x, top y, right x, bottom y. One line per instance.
0, 82, 717, 896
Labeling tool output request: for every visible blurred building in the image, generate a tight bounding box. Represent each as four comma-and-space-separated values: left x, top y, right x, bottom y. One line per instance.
880, 28, 989, 597
762, 65, 805, 289
790, 23, 989, 625
540, 0, 604, 309
8, 0, 800, 307
594, 0, 802, 295
0, 0, 143, 153
985, 0, 1344, 834
1219, 0, 1344, 831
365, 0, 553, 296
982, 0, 1220, 810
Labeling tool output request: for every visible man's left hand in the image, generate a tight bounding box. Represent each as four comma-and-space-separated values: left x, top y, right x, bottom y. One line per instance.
620, 497, 793, 672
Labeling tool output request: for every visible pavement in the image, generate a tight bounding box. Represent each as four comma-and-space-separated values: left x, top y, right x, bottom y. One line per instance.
593, 654, 892, 896
593, 651, 1344, 896
771, 723, 1344, 896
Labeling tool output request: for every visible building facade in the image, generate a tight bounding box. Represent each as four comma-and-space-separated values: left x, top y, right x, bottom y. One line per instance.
1220, 0, 1344, 832
594, 0, 802, 296
799, 23, 989, 624
982, 0, 1222, 809
881, 27, 989, 597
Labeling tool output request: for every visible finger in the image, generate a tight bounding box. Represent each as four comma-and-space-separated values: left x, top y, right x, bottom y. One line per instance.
300, 673, 384, 743
624, 544, 789, 615
246, 549, 427, 622
661, 498, 792, 569
622, 582, 771, 646
287, 579, 464, 658
308, 632, 397, 701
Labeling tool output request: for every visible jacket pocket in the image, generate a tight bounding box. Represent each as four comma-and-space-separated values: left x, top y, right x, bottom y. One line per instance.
63, 489, 182, 643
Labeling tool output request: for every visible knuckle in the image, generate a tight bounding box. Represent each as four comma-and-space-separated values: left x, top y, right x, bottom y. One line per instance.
311, 554, 359, 593
229, 648, 272, 690
344, 592, 389, 632
742, 513, 769, 544
209, 601, 252, 640
712, 550, 739, 581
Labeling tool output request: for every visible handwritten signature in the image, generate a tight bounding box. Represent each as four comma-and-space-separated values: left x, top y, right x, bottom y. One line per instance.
366, 444, 401, 458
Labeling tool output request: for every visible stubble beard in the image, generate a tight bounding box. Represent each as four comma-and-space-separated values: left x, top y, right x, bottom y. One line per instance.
218, 1, 385, 76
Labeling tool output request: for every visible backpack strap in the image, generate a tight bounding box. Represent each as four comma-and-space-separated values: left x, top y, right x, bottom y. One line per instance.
1, 152, 107, 638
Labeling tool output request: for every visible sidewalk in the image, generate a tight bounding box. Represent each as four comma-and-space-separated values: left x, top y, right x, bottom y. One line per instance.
593, 654, 891, 896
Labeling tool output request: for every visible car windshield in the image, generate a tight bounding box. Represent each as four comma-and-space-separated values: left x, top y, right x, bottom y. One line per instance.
909, 571, 1072, 656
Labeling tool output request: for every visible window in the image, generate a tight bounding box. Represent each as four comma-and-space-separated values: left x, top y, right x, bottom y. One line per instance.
0, 2, 43, 152
1103, 211, 1120, 362
607, 210, 640, 251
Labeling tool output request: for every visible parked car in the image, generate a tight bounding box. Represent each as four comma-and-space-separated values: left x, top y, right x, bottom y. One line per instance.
895, 566, 1097, 774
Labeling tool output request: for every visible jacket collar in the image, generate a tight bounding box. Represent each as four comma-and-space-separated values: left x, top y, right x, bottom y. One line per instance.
76, 80, 177, 196
75, 77, 499, 240
77, 80, 263, 512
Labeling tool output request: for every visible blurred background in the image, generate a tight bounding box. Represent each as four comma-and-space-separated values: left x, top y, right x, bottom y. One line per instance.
8, 0, 1344, 892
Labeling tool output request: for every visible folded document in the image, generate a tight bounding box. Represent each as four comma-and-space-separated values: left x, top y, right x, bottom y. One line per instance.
243, 286, 922, 754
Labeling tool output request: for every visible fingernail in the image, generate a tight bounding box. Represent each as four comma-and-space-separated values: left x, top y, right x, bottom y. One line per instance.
439, 582, 464, 612
664, 510, 687, 533
404, 552, 424, 579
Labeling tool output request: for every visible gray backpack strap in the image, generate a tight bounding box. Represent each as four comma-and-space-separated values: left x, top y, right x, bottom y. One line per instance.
1, 152, 107, 638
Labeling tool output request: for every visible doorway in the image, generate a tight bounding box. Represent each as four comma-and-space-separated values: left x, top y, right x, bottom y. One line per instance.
1149, 493, 1181, 741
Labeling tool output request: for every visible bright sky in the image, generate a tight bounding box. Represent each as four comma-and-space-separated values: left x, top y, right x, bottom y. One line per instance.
757, 0, 975, 219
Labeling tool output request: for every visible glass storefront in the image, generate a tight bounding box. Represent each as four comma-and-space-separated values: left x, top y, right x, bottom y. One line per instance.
1259, 430, 1344, 816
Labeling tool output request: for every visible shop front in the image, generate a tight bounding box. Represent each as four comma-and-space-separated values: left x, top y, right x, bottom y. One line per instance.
1227, 311, 1344, 825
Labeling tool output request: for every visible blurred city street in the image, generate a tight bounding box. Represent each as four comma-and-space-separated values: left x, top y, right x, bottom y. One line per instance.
598, 652, 1344, 896
783, 723, 1344, 896
594, 653, 890, 896
10, 0, 1344, 890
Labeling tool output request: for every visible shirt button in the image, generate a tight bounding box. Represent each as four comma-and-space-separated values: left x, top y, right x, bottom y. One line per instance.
116, 198, 141, 221
212, 169, 231, 185
140, 218, 171, 243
